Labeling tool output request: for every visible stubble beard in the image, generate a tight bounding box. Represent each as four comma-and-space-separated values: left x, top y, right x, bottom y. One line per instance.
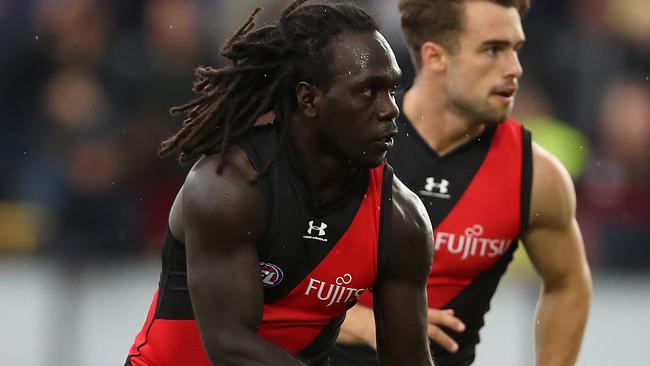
449, 92, 513, 125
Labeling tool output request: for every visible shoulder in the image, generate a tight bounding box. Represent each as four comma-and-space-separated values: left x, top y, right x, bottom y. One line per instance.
184, 146, 259, 192
529, 142, 576, 227
390, 175, 433, 245
180, 147, 268, 239
379, 173, 434, 277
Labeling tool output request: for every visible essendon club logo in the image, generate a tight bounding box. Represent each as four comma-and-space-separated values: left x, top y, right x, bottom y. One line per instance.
260, 262, 284, 287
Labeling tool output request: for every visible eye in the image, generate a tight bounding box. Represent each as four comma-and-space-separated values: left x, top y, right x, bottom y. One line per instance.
485, 47, 499, 56
361, 88, 376, 98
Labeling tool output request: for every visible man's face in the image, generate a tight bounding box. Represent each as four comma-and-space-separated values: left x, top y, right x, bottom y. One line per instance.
312, 31, 401, 168
444, 1, 525, 125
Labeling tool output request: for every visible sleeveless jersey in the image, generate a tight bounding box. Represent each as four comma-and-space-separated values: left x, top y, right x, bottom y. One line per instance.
338, 96, 532, 366
125, 125, 394, 366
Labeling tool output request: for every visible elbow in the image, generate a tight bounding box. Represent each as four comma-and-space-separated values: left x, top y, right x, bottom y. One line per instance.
543, 269, 593, 309
581, 275, 593, 312
576, 265, 593, 307
582, 270, 593, 299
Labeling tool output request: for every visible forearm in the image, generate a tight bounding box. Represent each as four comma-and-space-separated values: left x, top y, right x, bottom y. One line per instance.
374, 283, 433, 366
337, 304, 377, 348
534, 280, 591, 366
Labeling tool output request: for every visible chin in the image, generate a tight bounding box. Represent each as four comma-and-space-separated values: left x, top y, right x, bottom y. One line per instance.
358, 155, 386, 168
477, 99, 512, 123
483, 109, 511, 125
489, 115, 509, 124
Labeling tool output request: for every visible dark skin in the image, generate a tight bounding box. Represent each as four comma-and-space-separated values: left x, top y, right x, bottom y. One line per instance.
168, 31, 434, 365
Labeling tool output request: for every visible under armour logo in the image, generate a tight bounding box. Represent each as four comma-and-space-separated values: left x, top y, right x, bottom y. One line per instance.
307, 220, 327, 236
420, 177, 451, 199
425, 177, 449, 194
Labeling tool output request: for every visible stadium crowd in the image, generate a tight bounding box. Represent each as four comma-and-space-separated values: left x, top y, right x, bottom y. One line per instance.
1, 0, 648, 270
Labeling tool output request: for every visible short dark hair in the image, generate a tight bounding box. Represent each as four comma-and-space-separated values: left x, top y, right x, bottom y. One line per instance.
399, 0, 530, 69
159, 0, 378, 169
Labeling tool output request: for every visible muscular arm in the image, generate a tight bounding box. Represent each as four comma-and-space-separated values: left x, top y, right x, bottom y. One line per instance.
181, 151, 306, 366
373, 177, 434, 366
522, 144, 592, 366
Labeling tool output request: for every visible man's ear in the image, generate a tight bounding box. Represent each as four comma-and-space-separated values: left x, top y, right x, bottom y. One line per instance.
420, 41, 448, 73
295, 81, 320, 118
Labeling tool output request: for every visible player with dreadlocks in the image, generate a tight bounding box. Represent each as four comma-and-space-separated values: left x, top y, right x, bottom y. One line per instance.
125, 1, 435, 365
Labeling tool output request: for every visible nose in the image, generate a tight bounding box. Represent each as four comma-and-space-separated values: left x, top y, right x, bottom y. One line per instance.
377, 92, 400, 121
505, 50, 523, 80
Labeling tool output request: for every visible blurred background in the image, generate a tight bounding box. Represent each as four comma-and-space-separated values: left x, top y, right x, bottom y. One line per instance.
0, 0, 648, 365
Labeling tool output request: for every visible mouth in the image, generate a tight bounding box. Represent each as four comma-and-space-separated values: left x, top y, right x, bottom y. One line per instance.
372, 130, 398, 150
492, 86, 517, 102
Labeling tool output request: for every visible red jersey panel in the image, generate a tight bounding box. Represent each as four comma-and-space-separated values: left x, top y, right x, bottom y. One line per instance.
425, 120, 522, 308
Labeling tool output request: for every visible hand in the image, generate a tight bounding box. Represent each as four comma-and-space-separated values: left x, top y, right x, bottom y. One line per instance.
337, 304, 377, 349
427, 308, 465, 353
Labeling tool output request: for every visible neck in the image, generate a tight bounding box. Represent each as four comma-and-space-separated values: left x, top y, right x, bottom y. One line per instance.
288, 121, 361, 202
404, 77, 485, 156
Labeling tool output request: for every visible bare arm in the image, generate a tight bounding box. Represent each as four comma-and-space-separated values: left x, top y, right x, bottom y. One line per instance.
181, 151, 306, 366
522, 143, 592, 366
373, 177, 434, 366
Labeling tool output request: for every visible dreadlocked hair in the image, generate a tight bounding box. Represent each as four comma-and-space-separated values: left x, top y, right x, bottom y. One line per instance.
158, 0, 378, 174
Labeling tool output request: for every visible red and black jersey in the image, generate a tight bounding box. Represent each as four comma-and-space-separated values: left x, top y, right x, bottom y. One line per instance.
333, 93, 532, 366
410, 118, 532, 366
126, 125, 394, 366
